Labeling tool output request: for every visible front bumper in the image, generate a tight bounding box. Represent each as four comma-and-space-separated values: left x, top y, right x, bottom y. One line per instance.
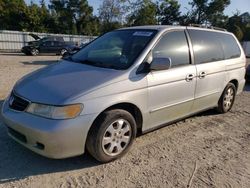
1, 98, 96, 159
21, 47, 31, 54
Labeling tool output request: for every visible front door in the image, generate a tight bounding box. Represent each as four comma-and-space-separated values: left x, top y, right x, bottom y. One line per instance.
146, 30, 196, 130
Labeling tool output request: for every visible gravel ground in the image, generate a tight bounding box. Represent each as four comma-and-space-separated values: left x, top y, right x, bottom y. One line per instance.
0, 53, 250, 188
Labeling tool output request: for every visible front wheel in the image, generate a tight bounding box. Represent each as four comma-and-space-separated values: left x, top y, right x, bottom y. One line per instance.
60, 49, 67, 56
217, 83, 236, 113
86, 109, 136, 163
30, 48, 39, 56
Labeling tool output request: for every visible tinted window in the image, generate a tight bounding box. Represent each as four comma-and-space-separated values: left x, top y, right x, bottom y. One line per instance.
188, 30, 224, 64
219, 33, 241, 59
153, 31, 190, 67
45, 41, 56, 46
41, 41, 52, 46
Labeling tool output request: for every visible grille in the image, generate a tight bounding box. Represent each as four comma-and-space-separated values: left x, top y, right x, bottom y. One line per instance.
9, 92, 30, 111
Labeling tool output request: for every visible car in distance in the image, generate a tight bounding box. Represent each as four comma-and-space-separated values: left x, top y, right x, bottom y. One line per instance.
27, 34, 64, 46
21, 37, 76, 56
1, 26, 246, 162
246, 64, 250, 82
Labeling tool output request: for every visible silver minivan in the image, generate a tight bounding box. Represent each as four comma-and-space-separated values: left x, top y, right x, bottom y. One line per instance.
1, 26, 246, 162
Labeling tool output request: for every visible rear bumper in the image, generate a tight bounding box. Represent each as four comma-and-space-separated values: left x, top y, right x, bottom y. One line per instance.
1, 98, 96, 159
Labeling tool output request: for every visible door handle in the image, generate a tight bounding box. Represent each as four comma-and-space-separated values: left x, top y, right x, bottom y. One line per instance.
186, 74, 195, 82
199, 71, 206, 79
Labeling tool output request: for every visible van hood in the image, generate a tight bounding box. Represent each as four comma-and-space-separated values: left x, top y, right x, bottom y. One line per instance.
14, 60, 123, 104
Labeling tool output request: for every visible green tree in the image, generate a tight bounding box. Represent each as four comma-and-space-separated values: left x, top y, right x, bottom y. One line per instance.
0, 0, 28, 31
226, 12, 250, 41
157, 0, 181, 25
98, 0, 128, 33
49, 0, 98, 35
206, 0, 230, 27
26, 2, 44, 32
49, 0, 72, 34
185, 0, 230, 26
233, 24, 244, 41
74, 0, 98, 35
127, 0, 158, 26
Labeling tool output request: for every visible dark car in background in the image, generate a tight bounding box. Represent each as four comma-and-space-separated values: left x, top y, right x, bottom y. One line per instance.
27, 34, 64, 46
22, 34, 77, 56
246, 64, 250, 82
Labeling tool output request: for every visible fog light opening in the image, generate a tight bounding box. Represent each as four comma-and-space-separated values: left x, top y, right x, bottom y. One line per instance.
35, 142, 45, 150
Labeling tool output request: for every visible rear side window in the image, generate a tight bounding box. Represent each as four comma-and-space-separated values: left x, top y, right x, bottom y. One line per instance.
153, 30, 190, 67
218, 33, 241, 59
188, 30, 224, 64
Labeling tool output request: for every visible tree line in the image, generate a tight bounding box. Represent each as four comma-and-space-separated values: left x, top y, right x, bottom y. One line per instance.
0, 0, 249, 40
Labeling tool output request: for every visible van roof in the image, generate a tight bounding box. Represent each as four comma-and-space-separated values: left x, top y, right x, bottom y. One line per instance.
119, 25, 230, 34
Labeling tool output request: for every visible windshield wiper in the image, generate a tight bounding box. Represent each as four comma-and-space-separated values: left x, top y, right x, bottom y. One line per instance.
78, 59, 100, 65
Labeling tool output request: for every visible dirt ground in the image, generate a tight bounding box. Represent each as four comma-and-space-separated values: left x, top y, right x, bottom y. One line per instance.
0, 53, 249, 188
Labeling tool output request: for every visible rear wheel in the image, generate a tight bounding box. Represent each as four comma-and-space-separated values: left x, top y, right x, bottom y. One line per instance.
217, 83, 236, 113
86, 109, 136, 163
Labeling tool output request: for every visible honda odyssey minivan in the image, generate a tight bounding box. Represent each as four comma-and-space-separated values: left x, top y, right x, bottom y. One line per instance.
1, 26, 246, 162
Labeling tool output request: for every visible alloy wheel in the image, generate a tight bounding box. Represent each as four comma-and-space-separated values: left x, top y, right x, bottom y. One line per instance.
101, 119, 132, 156
223, 87, 234, 111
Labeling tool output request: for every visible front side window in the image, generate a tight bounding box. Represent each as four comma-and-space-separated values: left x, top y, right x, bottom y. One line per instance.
152, 30, 190, 67
71, 29, 157, 70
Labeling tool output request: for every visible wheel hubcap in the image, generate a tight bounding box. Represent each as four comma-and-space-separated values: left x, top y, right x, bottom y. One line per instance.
223, 87, 234, 110
32, 49, 38, 55
102, 119, 132, 156
61, 49, 67, 55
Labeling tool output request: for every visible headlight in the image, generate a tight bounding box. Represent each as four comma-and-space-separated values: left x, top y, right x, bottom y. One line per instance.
26, 103, 83, 119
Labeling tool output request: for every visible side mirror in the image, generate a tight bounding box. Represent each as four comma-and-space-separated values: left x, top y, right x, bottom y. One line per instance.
150, 57, 171, 71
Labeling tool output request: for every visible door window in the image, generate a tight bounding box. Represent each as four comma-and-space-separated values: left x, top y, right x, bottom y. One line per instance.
153, 30, 190, 67
41, 41, 53, 47
54, 41, 63, 47
188, 30, 224, 64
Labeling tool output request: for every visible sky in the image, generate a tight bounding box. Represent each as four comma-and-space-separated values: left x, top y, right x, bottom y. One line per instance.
25, 0, 250, 16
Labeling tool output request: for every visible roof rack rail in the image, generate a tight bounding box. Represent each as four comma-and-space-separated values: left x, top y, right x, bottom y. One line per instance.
188, 24, 227, 31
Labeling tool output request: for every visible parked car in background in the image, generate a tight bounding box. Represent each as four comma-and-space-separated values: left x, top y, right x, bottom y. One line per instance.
2, 25, 246, 163
21, 39, 77, 56
27, 34, 64, 46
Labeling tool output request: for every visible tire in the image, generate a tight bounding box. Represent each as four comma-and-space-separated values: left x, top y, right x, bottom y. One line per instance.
216, 83, 236, 113
60, 49, 67, 56
30, 49, 39, 56
86, 109, 137, 163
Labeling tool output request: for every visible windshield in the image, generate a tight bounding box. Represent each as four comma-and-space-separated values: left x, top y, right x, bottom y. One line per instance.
71, 29, 157, 70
